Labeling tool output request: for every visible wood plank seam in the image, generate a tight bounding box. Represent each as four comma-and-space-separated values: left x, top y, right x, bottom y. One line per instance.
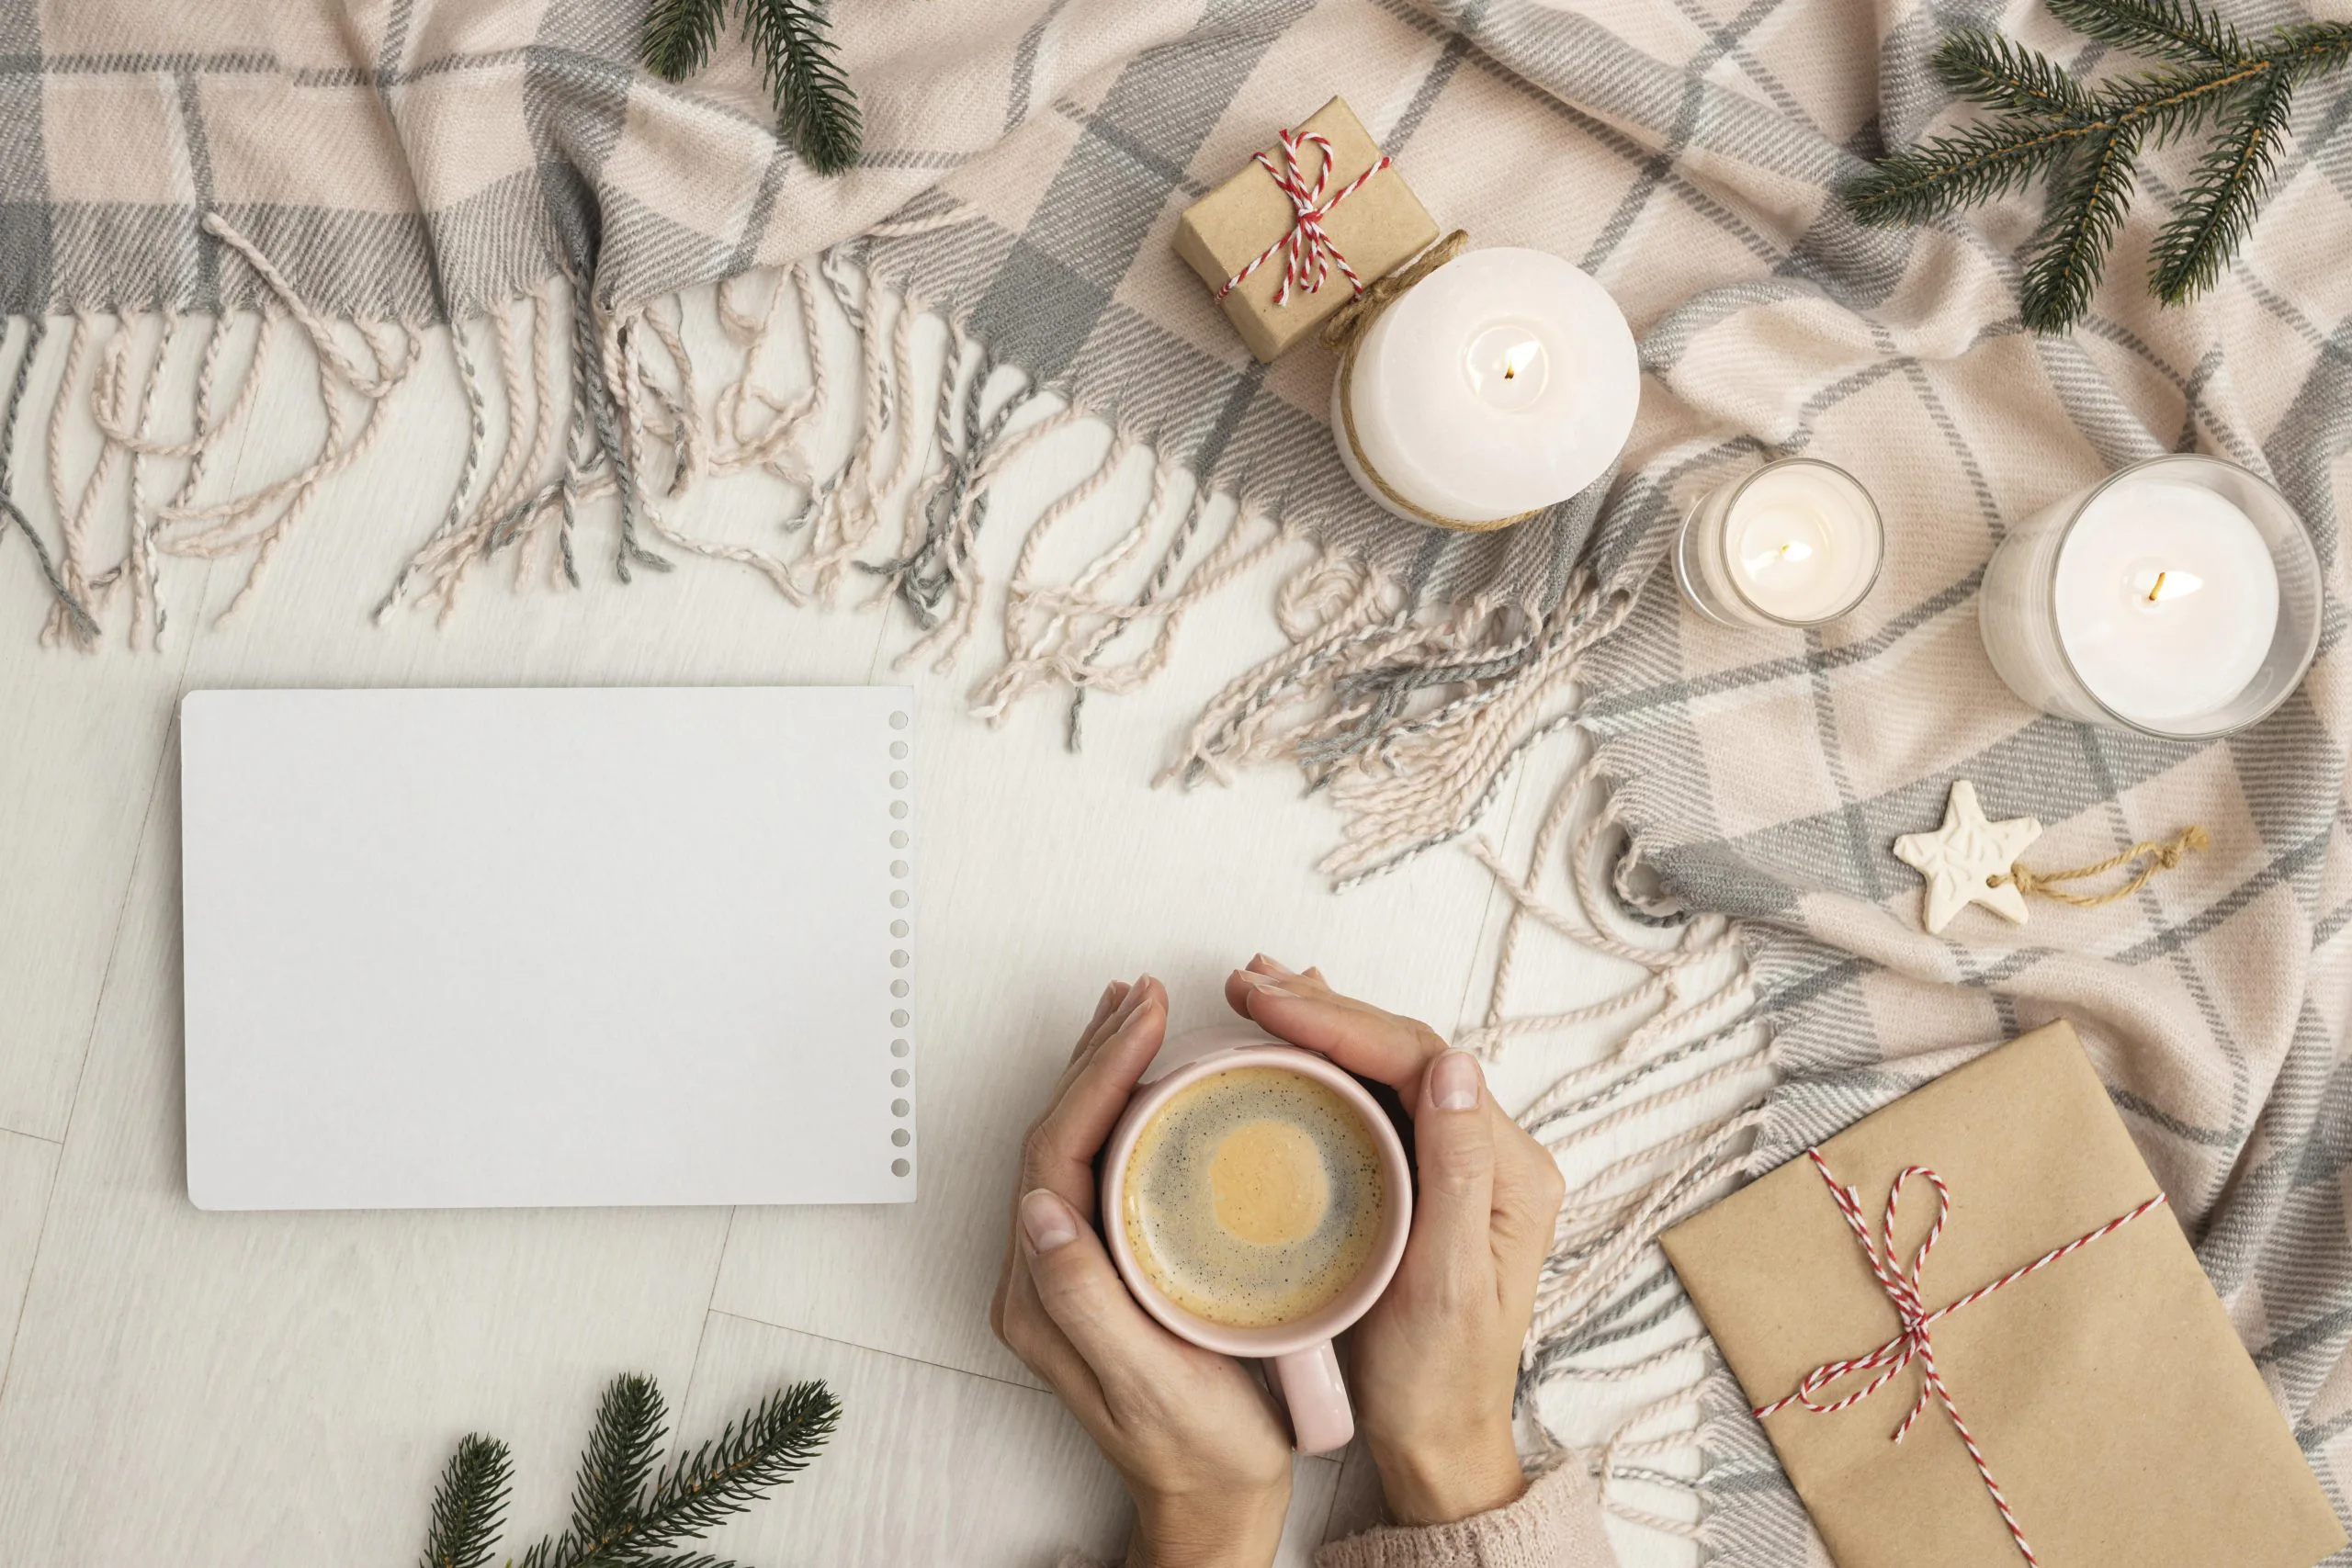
673, 1205, 741, 1420
0, 1130, 62, 1406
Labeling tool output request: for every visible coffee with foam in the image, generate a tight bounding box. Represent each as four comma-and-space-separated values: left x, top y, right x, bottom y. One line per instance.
1120, 1066, 1388, 1329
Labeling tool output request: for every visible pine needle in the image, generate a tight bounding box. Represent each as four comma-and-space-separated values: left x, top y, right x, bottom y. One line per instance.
2269, 21, 2352, 84
637, 0, 863, 177
1845, 113, 2090, 225
2046, 0, 2247, 64
1843, 0, 2352, 331
1935, 31, 2096, 115
420, 1436, 513, 1568
2020, 124, 2143, 332
641, 0, 728, 82
417, 1373, 839, 1568
632, 1381, 844, 1551
2151, 68, 2293, 300
567, 1373, 670, 1553
741, 0, 864, 176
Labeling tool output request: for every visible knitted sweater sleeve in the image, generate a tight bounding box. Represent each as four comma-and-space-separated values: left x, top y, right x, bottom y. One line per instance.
1312, 1460, 1619, 1568
1057, 1458, 1621, 1568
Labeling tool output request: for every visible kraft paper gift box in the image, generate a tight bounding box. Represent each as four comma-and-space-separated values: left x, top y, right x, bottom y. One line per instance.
1172, 96, 1437, 363
1661, 1021, 2344, 1568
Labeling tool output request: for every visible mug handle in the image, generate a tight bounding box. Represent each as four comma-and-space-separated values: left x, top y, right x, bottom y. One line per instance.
1270, 1342, 1353, 1456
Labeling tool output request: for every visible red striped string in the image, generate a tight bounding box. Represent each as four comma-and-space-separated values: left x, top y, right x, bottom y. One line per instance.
1750, 1148, 2169, 1566
1215, 128, 1393, 307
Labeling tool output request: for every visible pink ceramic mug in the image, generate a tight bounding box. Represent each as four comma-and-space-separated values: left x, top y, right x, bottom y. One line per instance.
1101, 1023, 1412, 1456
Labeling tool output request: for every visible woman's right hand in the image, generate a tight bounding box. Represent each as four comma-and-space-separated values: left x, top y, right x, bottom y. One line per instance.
1225, 957, 1567, 1527
992, 976, 1296, 1568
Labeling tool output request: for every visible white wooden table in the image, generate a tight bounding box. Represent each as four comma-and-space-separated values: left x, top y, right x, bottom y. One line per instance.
0, 297, 1712, 1567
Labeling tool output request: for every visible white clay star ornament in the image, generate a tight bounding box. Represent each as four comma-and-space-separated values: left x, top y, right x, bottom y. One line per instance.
1893, 780, 2043, 934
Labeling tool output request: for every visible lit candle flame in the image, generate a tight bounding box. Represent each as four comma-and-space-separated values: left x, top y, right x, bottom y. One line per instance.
2145, 569, 2202, 604
1500, 340, 1540, 381
1740, 538, 1818, 575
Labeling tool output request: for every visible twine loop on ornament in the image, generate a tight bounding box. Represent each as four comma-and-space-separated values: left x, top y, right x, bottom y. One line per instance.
1991, 824, 2209, 908
1323, 231, 1538, 535
1753, 1150, 2171, 1567
1216, 128, 1393, 306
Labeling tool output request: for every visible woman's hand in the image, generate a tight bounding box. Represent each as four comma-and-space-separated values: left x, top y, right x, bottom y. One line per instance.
991, 976, 1295, 1568
1224, 958, 1566, 1528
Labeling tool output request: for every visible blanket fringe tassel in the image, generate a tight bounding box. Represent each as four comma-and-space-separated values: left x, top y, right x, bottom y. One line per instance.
1457, 754, 1777, 1540
0, 222, 1580, 879
3, 219, 1777, 1545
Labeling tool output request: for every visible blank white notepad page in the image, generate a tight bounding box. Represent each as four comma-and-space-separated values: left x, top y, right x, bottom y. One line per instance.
179, 686, 916, 1210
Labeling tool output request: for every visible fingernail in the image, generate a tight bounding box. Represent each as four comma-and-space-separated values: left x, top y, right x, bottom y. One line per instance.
1252, 954, 1298, 976
1233, 969, 1291, 994
1430, 1050, 1481, 1111
1020, 1189, 1080, 1255
1111, 974, 1154, 1027
1097, 980, 1119, 1010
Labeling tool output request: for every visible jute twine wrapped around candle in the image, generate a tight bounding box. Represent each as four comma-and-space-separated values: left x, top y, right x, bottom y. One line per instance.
1322, 231, 1544, 536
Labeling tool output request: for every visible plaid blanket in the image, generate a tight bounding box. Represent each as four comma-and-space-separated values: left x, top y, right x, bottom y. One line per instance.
11, 0, 2352, 1562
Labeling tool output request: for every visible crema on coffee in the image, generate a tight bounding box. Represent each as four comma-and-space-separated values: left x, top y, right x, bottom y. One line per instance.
1120, 1066, 1388, 1329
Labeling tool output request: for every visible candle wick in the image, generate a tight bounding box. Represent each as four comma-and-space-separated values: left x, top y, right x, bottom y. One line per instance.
2148, 570, 2167, 604
1502, 364, 1515, 380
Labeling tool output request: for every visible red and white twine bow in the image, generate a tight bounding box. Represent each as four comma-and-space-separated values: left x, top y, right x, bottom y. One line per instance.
1751, 1150, 2170, 1566
1216, 128, 1392, 306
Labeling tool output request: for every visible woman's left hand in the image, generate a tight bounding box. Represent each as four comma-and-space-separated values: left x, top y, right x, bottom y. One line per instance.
990, 976, 1295, 1568
1224, 958, 1566, 1529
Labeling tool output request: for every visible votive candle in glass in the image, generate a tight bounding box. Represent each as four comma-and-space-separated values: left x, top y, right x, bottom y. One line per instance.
1331, 247, 1640, 532
1978, 455, 2320, 739
1674, 457, 1885, 628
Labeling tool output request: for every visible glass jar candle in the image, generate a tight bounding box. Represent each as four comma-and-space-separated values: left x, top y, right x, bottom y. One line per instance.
1331, 247, 1640, 532
1978, 455, 2320, 739
1674, 458, 1885, 628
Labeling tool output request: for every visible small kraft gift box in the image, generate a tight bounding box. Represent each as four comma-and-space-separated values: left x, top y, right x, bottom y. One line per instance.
1172, 96, 1438, 362
1662, 1021, 2345, 1568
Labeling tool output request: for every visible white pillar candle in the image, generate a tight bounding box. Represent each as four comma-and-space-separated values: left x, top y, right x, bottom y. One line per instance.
1675, 458, 1884, 627
1979, 455, 2321, 739
1331, 247, 1639, 531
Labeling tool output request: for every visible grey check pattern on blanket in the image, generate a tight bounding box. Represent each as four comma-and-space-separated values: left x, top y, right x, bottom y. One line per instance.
8, 0, 2352, 1561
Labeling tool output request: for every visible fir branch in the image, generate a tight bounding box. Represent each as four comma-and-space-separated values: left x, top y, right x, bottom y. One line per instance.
2268, 20, 2352, 82
420, 1436, 513, 1568
2020, 123, 2143, 331
637, 0, 863, 176
1847, 57, 2253, 227
1844, 0, 2352, 330
2150, 67, 2293, 300
2046, 0, 2247, 64
2092, 60, 2274, 148
1846, 114, 2094, 224
741, 0, 863, 176
641, 0, 728, 82
419, 1373, 837, 1568
1935, 30, 2096, 115
628, 1382, 844, 1551
566, 1373, 671, 1556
